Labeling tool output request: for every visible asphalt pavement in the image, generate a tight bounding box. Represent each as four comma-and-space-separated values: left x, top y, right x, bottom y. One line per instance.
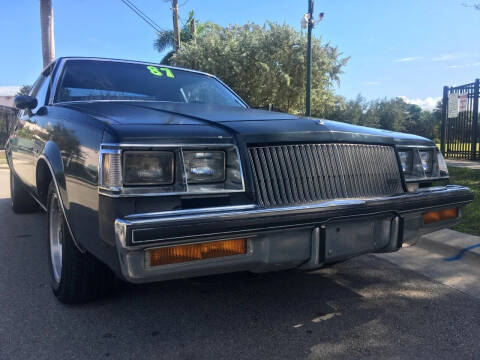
1, 168, 479, 360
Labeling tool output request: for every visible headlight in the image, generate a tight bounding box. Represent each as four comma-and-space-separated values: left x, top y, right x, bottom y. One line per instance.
398, 147, 449, 183
123, 151, 174, 185
183, 151, 225, 183
399, 151, 413, 173
419, 150, 433, 173
437, 151, 449, 176
99, 145, 244, 195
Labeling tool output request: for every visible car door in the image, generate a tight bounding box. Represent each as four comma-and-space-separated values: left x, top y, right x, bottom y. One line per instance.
10, 73, 51, 191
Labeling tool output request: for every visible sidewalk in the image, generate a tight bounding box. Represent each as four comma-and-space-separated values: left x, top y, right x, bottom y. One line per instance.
0, 150, 7, 169
378, 229, 480, 300
446, 159, 480, 170
418, 229, 480, 261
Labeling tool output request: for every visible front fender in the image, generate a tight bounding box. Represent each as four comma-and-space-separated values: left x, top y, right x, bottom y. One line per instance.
39, 141, 84, 252
41, 141, 69, 209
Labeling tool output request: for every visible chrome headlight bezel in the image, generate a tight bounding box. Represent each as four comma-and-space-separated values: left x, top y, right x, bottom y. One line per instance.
397, 146, 449, 183
98, 144, 245, 197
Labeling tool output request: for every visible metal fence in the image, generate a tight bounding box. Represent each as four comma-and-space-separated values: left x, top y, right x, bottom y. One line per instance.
0, 105, 16, 149
441, 79, 480, 160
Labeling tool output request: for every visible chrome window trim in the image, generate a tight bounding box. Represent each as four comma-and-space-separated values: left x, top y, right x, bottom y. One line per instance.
98, 143, 246, 197
48, 57, 248, 108
48, 58, 66, 105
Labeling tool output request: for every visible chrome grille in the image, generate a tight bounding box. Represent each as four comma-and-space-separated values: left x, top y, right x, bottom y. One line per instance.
248, 143, 404, 207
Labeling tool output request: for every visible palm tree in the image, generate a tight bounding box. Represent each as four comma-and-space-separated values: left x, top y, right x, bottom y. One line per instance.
40, 0, 55, 68
154, 11, 196, 64
154, 11, 219, 64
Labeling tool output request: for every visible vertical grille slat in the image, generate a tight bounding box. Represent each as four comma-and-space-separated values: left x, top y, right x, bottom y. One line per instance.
248, 143, 404, 207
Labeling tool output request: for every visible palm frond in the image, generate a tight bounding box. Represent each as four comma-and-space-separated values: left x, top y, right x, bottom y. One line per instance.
154, 30, 175, 52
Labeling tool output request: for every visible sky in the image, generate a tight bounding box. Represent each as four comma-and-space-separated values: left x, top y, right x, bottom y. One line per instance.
1, 0, 479, 110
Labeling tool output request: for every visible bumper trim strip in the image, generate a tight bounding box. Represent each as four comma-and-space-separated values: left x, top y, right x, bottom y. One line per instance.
115, 185, 473, 247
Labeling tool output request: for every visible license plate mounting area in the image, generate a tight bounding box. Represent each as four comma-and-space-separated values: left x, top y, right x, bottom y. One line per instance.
323, 216, 395, 262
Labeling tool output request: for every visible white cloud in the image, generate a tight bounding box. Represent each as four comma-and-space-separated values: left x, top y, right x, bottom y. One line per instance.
398, 96, 441, 111
432, 52, 469, 62
0, 86, 21, 96
394, 56, 423, 63
448, 62, 480, 69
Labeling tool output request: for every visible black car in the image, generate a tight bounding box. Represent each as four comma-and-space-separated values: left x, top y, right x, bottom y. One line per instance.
7, 57, 473, 304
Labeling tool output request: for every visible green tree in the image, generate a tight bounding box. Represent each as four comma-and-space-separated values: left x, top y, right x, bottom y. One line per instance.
328, 96, 441, 140
16, 85, 32, 96
171, 22, 348, 115
154, 11, 219, 64
326, 94, 367, 125
432, 100, 443, 141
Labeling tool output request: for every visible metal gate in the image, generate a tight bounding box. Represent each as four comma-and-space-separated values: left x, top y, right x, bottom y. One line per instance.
441, 79, 480, 160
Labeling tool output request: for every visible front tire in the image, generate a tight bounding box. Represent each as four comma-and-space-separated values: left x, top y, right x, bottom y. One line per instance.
46, 182, 113, 304
10, 171, 38, 213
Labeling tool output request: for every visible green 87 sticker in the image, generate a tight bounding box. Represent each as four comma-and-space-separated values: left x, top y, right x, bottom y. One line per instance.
147, 65, 175, 78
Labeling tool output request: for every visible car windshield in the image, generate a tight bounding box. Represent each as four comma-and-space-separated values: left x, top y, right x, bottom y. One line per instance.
54, 59, 245, 107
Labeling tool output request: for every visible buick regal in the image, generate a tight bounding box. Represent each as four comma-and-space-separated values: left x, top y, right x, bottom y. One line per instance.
6, 57, 473, 303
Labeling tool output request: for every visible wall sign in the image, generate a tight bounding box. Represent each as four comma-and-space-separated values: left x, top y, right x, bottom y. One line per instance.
448, 93, 459, 118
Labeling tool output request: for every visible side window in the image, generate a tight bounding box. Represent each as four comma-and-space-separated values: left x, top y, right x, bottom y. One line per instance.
31, 76, 50, 113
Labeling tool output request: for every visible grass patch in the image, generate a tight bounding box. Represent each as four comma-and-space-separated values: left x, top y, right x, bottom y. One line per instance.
449, 167, 480, 236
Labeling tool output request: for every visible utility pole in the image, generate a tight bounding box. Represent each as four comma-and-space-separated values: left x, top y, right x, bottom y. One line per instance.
172, 0, 181, 51
40, 0, 55, 68
305, 0, 314, 117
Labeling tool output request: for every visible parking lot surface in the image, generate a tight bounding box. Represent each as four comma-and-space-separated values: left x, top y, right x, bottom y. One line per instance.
1, 168, 479, 360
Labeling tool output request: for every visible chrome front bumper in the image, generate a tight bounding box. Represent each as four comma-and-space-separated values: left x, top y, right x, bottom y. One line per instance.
114, 185, 473, 283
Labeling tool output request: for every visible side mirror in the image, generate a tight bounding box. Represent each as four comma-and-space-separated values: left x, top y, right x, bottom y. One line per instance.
14, 95, 37, 110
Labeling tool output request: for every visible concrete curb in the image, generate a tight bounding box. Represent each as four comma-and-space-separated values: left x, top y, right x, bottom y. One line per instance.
417, 229, 480, 261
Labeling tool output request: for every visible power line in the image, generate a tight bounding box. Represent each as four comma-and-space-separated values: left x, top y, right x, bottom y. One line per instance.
120, 0, 162, 32
119, 0, 164, 32
123, 0, 164, 30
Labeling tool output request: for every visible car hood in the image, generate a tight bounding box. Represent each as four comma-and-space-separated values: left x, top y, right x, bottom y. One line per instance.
60, 101, 434, 146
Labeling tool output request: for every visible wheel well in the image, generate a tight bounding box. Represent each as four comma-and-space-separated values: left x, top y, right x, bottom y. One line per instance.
36, 159, 52, 206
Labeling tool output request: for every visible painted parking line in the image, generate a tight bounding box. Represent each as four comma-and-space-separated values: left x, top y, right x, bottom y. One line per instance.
444, 243, 480, 262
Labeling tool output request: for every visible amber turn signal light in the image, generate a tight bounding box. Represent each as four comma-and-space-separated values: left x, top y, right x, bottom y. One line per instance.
423, 208, 458, 225
146, 238, 247, 267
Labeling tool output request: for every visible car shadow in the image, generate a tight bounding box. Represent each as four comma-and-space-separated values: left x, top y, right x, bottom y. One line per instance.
2, 192, 480, 359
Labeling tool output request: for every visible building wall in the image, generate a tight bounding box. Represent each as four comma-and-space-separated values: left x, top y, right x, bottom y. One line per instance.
0, 96, 15, 108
